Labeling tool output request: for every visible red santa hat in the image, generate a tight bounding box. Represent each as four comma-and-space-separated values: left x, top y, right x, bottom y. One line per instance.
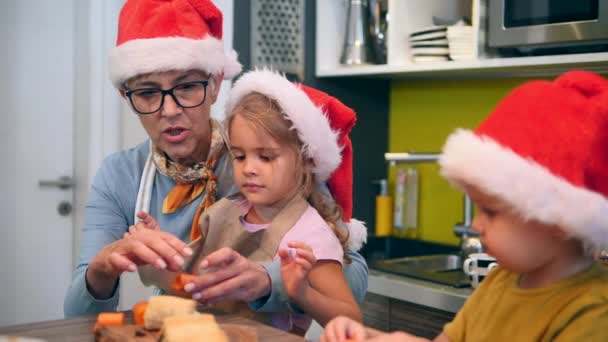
108, 0, 242, 88
225, 69, 367, 251
439, 70, 608, 251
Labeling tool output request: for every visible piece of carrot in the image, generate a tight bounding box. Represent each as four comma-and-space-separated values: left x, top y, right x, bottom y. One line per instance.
131, 301, 148, 325
170, 273, 197, 295
93, 312, 125, 331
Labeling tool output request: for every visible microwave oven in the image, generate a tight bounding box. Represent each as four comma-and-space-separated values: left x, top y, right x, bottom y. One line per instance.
488, 0, 608, 52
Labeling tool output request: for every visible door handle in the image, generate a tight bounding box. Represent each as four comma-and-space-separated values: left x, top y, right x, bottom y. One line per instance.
39, 176, 75, 190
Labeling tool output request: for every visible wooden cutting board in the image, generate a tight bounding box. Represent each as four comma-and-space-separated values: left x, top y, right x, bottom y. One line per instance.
94, 323, 257, 342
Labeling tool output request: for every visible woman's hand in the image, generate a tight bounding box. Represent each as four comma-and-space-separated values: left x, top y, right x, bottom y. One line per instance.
106, 212, 191, 274
183, 247, 271, 304
278, 241, 316, 299
86, 212, 192, 298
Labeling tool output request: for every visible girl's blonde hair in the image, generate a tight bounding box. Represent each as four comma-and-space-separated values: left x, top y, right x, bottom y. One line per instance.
227, 92, 351, 263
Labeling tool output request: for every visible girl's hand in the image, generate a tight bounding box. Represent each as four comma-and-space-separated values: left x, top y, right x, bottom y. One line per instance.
278, 241, 316, 299
136, 211, 161, 230
320, 315, 368, 342
184, 247, 272, 304
123, 211, 161, 238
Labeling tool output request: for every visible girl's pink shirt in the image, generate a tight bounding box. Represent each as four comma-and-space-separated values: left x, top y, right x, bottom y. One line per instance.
234, 197, 344, 332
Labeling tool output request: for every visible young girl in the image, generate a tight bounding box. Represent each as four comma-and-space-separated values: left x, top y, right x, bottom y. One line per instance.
136, 69, 366, 334
321, 70, 608, 342
222, 69, 365, 333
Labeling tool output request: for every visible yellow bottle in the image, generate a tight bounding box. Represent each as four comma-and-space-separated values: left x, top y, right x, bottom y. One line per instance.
374, 179, 392, 237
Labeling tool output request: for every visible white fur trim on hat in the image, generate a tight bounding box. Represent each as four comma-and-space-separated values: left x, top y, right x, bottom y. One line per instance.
226, 69, 342, 182
108, 36, 242, 87
347, 219, 367, 251
439, 129, 608, 251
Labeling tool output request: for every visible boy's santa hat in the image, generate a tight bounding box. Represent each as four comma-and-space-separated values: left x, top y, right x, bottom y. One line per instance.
225, 70, 367, 251
439, 70, 608, 251
108, 0, 242, 88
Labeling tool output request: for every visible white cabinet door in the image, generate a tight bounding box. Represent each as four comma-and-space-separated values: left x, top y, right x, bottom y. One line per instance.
0, 0, 75, 326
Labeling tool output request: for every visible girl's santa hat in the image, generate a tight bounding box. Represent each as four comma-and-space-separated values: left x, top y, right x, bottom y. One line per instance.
109, 0, 242, 87
226, 70, 367, 251
440, 71, 608, 251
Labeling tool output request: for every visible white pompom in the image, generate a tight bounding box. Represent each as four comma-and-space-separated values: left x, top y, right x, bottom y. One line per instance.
347, 219, 368, 251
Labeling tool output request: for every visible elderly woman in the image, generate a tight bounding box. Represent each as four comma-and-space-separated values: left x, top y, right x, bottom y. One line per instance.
64, 0, 367, 317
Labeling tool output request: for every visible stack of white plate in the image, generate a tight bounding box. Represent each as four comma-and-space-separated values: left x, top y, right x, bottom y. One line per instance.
409, 26, 449, 63
447, 25, 475, 61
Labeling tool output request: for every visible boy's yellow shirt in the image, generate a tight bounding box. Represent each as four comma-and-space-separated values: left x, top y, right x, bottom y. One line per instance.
444, 262, 608, 342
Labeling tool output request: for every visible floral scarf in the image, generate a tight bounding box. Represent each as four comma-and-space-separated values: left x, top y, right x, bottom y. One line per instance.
152, 119, 228, 241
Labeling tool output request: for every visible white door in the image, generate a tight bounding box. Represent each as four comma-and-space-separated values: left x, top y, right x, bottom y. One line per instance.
0, 0, 75, 326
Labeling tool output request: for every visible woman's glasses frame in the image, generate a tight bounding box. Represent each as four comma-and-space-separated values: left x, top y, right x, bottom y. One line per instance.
124, 80, 209, 115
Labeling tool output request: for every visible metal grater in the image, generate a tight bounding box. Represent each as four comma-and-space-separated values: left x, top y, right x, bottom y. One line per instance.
251, 0, 305, 81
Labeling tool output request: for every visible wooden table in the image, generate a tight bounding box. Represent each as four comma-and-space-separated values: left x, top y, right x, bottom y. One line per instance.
0, 310, 304, 342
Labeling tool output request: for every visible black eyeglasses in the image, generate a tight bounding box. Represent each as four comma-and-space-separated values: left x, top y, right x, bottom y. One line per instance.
124, 80, 209, 115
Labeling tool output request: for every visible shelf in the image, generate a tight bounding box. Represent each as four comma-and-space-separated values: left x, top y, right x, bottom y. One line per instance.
316, 0, 608, 80
317, 52, 608, 80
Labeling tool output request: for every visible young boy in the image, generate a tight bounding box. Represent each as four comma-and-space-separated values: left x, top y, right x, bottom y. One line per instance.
320, 70, 608, 342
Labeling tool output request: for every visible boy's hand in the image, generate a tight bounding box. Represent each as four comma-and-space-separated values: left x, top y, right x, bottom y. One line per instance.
320, 315, 368, 342
278, 241, 316, 299
321, 316, 432, 342
367, 331, 431, 342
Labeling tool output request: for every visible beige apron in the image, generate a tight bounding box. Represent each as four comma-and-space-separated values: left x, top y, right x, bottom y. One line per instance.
138, 193, 309, 326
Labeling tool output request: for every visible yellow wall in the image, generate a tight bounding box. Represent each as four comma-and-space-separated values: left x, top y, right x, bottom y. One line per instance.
388, 77, 536, 245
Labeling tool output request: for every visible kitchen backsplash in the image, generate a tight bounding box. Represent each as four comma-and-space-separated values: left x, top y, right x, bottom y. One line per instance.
389, 76, 546, 245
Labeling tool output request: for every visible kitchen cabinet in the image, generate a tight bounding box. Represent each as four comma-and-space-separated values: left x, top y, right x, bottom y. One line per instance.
361, 269, 469, 337
361, 292, 390, 332
316, 0, 608, 79
362, 292, 455, 338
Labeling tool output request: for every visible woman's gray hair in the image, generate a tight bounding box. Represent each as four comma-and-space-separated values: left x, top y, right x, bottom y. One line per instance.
208, 76, 216, 93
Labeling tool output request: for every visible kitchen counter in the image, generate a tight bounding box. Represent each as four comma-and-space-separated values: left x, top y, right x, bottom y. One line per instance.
368, 269, 473, 313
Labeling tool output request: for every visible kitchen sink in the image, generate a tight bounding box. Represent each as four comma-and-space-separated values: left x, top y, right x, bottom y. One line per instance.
381, 254, 463, 270
370, 254, 471, 288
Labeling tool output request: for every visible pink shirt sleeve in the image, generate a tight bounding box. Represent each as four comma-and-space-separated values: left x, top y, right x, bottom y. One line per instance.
277, 205, 344, 264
